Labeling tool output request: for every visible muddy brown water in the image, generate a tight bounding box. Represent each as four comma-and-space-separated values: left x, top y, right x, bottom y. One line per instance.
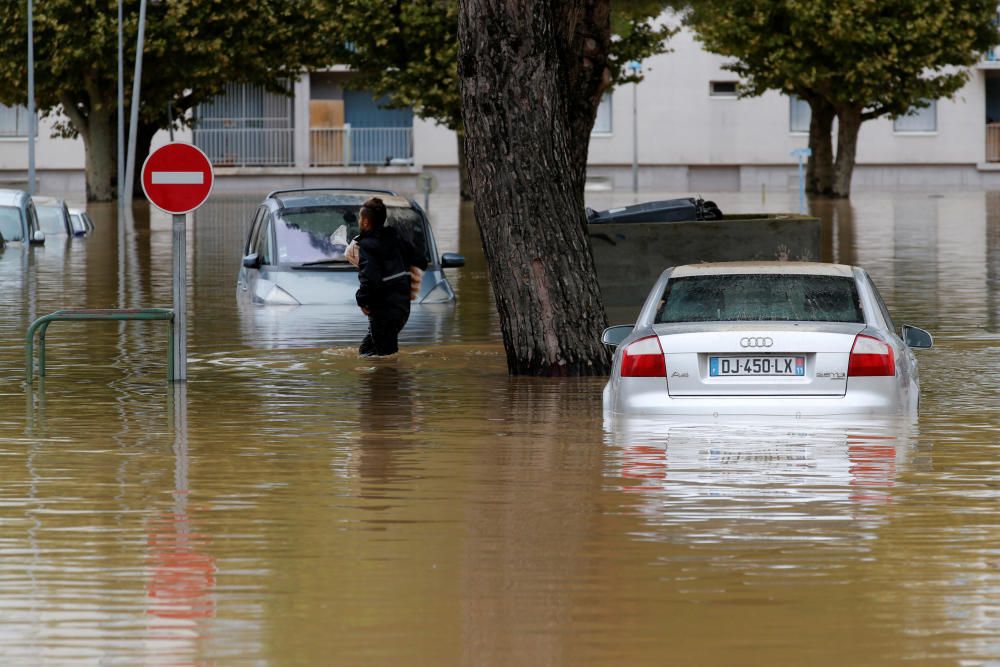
0, 191, 997, 665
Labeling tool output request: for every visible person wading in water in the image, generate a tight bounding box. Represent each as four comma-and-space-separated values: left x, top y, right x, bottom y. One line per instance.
352, 197, 428, 356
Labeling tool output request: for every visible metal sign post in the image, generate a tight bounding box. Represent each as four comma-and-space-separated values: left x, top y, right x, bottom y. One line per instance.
140, 143, 214, 383
172, 214, 187, 381
791, 147, 812, 214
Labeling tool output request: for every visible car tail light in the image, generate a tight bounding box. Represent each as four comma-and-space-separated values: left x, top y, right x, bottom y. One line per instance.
848, 334, 895, 377
621, 335, 666, 377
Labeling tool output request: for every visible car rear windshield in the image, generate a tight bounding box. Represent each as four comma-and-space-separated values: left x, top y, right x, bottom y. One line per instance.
274, 205, 429, 265
0, 206, 22, 241
36, 206, 66, 234
656, 274, 864, 323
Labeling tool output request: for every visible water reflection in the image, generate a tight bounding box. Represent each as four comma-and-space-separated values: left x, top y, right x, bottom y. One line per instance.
0, 190, 997, 664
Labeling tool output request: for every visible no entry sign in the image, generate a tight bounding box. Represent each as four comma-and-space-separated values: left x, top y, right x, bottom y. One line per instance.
141, 143, 214, 214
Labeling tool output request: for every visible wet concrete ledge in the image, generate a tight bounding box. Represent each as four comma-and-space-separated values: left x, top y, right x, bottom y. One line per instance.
590, 213, 821, 307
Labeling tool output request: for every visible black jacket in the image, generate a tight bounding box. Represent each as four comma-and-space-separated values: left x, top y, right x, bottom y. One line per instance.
355, 226, 428, 310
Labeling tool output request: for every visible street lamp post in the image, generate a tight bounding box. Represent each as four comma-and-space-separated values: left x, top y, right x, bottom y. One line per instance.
626, 60, 641, 195
117, 0, 124, 204
122, 0, 148, 202
27, 0, 35, 195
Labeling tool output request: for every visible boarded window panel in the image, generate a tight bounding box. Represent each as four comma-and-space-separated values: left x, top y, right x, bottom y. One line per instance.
894, 101, 937, 132
790, 95, 811, 133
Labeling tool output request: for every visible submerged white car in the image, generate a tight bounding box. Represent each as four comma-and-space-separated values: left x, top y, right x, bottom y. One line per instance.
602, 262, 933, 417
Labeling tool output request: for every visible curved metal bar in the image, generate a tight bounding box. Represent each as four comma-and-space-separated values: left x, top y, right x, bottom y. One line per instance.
26, 308, 175, 384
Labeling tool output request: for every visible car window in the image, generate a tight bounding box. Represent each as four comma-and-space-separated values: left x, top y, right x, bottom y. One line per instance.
70, 214, 86, 234
273, 205, 429, 265
866, 276, 896, 332
36, 206, 66, 234
656, 274, 864, 324
254, 215, 274, 265
245, 208, 266, 256
0, 206, 23, 241
27, 204, 40, 235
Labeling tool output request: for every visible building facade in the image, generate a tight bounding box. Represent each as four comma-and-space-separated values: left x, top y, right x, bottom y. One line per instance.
4, 25, 1000, 195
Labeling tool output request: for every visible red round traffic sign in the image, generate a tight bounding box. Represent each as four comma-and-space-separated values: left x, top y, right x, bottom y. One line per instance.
141, 143, 214, 214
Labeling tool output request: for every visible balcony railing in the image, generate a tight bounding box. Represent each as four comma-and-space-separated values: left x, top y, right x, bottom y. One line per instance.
988, 123, 1000, 162
193, 127, 294, 167
311, 127, 413, 166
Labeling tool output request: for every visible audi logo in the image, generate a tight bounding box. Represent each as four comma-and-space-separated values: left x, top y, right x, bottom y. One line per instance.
740, 337, 774, 348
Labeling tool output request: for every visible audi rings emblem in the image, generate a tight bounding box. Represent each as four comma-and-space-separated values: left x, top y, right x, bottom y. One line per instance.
740, 337, 773, 348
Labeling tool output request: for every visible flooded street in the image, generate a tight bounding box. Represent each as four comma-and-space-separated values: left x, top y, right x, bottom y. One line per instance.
0, 190, 997, 665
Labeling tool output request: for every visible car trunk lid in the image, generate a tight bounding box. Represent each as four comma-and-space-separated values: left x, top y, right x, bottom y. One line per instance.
655, 322, 865, 397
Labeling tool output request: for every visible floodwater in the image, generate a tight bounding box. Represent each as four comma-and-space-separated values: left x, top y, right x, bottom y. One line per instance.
0, 189, 997, 665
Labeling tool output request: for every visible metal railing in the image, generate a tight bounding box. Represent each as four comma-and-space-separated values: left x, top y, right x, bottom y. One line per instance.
26, 308, 175, 384
310, 127, 413, 166
988, 124, 1000, 162
0, 104, 31, 137
193, 127, 295, 167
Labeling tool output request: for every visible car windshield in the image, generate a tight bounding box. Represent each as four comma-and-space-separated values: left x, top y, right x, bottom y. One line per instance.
36, 206, 66, 234
656, 274, 864, 323
0, 206, 22, 241
273, 205, 429, 265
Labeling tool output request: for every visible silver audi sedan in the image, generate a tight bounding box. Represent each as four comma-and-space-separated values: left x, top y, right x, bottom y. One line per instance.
602, 262, 933, 418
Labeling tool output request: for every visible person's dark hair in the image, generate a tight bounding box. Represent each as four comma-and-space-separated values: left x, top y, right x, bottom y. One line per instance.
360, 197, 387, 229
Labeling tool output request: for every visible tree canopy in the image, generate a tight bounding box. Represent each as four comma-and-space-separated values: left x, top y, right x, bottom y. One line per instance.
0, 0, 337, 200
682, 0, 998, 196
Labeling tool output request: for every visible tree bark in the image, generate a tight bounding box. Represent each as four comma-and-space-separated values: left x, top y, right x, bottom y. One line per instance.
131, 121, 160, 199
833, 106, 863, 198
805, 98, 835, 196
458, 0, 612, 376
456, 130, 472, 201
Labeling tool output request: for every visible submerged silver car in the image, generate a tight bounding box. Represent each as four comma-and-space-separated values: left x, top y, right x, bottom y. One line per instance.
33, 196, 73, 236
0, 189, 44, 244
237, 188, 464, 305
602, 262, 933, 417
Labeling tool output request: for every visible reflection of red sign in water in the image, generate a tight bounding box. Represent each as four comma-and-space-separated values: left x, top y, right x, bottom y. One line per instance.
141, 143, 214, 215
146, 511, 216, 620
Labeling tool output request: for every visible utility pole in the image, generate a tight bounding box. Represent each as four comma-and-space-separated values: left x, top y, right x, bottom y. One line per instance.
117, 0, 124, 204
27, 0, 35, 195
122, 0, 148, 202
626, 60, 641, 195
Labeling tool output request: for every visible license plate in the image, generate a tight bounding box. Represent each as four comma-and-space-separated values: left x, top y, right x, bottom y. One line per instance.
709, 356, 805, 377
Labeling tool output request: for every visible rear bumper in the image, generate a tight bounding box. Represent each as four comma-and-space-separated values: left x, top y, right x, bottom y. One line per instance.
604, 377, 905, 417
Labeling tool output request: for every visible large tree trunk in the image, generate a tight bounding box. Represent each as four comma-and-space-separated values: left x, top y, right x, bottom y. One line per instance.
458, 0, 611, 376
805, 98, 835, 196
82, 108, 116, 202
833, 106, 863, 198
456, 130, 472, 201
130, 121, 160, 199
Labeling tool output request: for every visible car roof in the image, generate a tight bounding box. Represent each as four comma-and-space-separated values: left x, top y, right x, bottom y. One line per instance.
670, 261, 856, 278
32, 196, 66, 207
0, 189, 30, 206
266, 188, 413, 210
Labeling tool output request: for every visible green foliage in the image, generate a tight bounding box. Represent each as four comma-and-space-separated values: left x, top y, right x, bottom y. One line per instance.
329, 0, 677, 130
682, 0, 998, 119
0, 0, 336, 136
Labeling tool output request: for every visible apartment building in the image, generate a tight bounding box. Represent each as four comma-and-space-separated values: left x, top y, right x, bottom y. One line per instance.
3, 26, 1000, 195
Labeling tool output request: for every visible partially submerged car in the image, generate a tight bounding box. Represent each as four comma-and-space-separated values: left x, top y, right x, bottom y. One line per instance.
602, 262, 933, 417
68, 208, 95, 236
33, 196, 73, 236
0, 189, 44, 244
237, 188, 464, 306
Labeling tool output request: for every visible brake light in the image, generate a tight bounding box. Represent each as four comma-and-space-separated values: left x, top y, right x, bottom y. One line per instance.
848, 334, 895, 377
621, 335, 666, 377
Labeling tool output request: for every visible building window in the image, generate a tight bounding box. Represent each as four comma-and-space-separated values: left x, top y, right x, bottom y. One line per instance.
893, 101, 937, 133
194, 81, 295, 166
709, 81, 738, 97
0, 104, 31, 137
789, 94, 811, 133
592, 93, 612, 134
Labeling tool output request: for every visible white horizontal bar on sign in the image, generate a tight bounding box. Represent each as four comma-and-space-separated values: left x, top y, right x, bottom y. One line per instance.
151, 171, 204, 185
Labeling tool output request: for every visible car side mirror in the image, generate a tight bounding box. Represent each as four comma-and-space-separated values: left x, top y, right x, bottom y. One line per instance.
242, 253, 261, 269
31, 230, 45, 245
601, 325, 634, 349
441, 252, 465, 268
902, 324, 933, 349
